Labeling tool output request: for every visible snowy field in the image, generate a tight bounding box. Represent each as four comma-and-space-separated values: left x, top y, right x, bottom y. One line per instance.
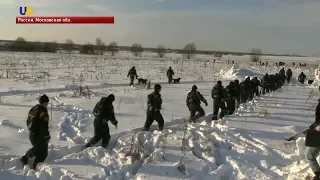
0, 51, 319, 180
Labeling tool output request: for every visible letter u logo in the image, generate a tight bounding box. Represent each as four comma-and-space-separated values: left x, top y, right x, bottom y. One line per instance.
19, 6, 27, 15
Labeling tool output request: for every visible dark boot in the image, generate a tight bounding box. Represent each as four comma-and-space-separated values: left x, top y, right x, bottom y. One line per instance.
20, 156, 28, 166
313, 172, 320, 180
101, 144, 108, 148
84, 143, 91, 148
142, 127, 149, 131
158, 126, 164, 131
212, 115, 218, 120
31, 162, 37, 170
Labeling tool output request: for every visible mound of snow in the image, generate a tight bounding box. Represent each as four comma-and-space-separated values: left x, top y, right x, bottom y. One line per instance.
219, 66, 259, 80
312, 77, 320, 87
295, 137, 306, 157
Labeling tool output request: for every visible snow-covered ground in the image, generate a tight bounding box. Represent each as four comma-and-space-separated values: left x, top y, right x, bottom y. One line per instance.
0, 51, 319, 179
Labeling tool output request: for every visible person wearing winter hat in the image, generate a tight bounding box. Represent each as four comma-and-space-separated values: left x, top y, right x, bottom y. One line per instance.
20, 94, 50, 170
186, 85, 208, 122
127, 66, 138, 86
305, 98, 320, 180
167, 67, 175, 84
85, 94, 118, 148
211, 81, 227, 120
144, 84, 164, 131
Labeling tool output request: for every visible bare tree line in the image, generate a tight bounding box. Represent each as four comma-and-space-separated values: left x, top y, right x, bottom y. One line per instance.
63, 38, 119, 56
59, 39, 198, 59
1, 36, 263, 62
2, 37, 202, 60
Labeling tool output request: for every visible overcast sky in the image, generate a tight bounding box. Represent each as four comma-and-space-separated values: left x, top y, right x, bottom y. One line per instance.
0, 0, 319, 55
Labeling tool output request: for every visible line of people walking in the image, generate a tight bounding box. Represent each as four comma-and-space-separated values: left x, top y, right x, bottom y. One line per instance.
19, 67, 301, 170
186, 69, 293, 122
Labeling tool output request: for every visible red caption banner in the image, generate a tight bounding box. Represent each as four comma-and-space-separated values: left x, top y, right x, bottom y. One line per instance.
16, 16, 114, 24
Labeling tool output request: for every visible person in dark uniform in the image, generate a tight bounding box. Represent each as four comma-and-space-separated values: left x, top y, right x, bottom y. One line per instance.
240, 78, 250, 103
246, 77, 254, 101
144, 84, 164, 131
212, 81, 227, 120
261, 73, 270, 94
127, 66, 138, 86
234, 80, 241, 108
85, 94, 118, 148
278, 73, 285, 88
20, 94, 50, 170
251, 77, 262, 97
298, 72, 307, 84
269, 74, 276, 91
305, 98, 320, 180
286, 68, 293, 83
225, 81, 236, 115
167, 67, 174, 84
273, 73, 279, 89
279, 68, 285, 77
186, 85, 208, 122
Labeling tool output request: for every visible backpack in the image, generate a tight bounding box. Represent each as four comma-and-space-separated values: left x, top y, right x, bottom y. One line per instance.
286, 70, 292, 76
93, 97, 107, 116
213, 86, 223, 99
226, 86, 234, 97
26, 105, 39, 131
188, 91, 199, 104
240, 83, 247, 92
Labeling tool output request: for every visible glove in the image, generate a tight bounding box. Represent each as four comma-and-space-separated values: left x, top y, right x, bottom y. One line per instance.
148, 105, 153, 112
302, 129, 308, 135
111, 120, 118, 129
112, 120, 118, 126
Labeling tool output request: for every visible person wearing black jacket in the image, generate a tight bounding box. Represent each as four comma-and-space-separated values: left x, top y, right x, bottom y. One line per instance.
234, 80, 241, 108
261, 74, 270, 94
186, 85, 208, 122
240, 77, 251, 103
246, 77, 254, 101
269, 75, 276, 91
85, 94, 118, 148
251, 77, 262, 97
167, 67, 174, 84
212, 81, 226, 120
298, 72, 307, 84
20, 94, 50, 170
281, 73, 287, 86
305, 98, 320, 180
286, 69, 293, 83
225, 81, 236, 115
127, 66, 138, 86
276, 73, 283, 87
144, 84, 164, 131
279, 68, 285, 77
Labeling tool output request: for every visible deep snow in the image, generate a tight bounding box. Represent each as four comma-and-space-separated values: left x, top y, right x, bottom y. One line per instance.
0, 51, 318, 180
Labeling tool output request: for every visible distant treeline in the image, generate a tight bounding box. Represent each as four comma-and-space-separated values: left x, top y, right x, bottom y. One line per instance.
0, 37, 112, 55
0, 37, 306, 57
1, 37, 58, 53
